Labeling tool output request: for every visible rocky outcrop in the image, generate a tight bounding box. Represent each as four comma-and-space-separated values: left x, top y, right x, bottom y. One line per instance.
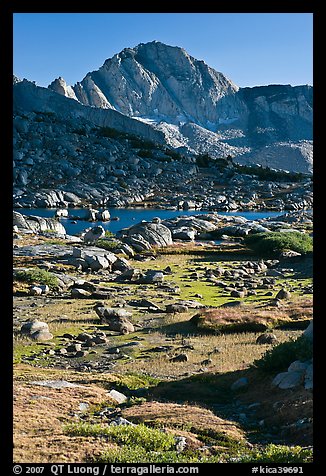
13, 79, 165, 144
13, 211, 66, 235
48, 77, 78, 101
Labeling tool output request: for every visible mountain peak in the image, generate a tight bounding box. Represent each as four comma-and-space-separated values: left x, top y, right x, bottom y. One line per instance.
64, 41, 239, 127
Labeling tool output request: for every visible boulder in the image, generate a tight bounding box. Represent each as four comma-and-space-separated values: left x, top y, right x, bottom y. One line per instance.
83, 226, 105, 244
55, 208, 69, 218
97, 210, 111, 221
21, 320, 49, 335
85, 208, 99, 221
94, 304, 134, 334
30, 284, 49, 295
275, 289, 291, 300
30, 329, 53, 341
142, 270, 164, 284
230, 290, 245, 298
256, 333, 278, 345
303, 321, 313, 341
172, 228, 196, 241
272, 371, 304, 389
66, 343, 82, 353
170, 353, 188, 362
108, 389, 128, 404
166, 304, 189, 313
287, 361, 309, 372
118, 221, 173, 251
72, 246, 118, 271
71, 288, 92, 298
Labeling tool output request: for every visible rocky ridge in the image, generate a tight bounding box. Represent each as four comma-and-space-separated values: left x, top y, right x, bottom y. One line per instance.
45, 41, 313, 173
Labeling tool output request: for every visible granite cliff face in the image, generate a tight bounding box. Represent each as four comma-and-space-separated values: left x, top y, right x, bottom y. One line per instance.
44, 41, 312, 173
71, 41, 241, 129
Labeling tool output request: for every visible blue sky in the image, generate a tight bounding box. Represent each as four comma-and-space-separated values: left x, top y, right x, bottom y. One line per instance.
13, 13, 313, 88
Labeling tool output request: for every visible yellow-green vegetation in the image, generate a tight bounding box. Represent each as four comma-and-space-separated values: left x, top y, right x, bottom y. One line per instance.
65, 422, 176, 451
233, 444, 313, 463
244, 231, 313, 255
92, 444, 312, 464
15, 268, 59, 287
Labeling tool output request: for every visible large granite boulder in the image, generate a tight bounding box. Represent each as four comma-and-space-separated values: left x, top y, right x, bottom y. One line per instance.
118, 221, 173, 251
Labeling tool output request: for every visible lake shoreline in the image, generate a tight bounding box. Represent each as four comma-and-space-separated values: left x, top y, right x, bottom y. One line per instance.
13, 206, 301, 237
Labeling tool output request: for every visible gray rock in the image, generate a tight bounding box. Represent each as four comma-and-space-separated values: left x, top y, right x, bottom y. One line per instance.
272, 371, 304, 389
175, 436, 187, 452
303, 321, 313, 341
275, 289, 291, 300
71, 288, 92, 298
113, 257, 132, 272
118, 221, 173, 251
66, 343, 82, 353
221, 300, 244, 308
21, 320, 49, 335
110, 417, 135, 426
280, 250, 302, 258
116, 243, 134, 258
172, 228, 196, 241
97, 210, 111, 221
55, 208, 69, 218
30, 330, 54, 341
230, 290, 245, 298
166, 304, 189, 313
94, 304, 134, 334
256, 333, 278, 345
142, 270, 164, 284
170, 353, 188, 363
85, 208, 99, 221
288, 361, 309, 373
83, 225, 105, 244
108, 389, 128, 404
30, 284, 50, 295
30, 285, 43, 296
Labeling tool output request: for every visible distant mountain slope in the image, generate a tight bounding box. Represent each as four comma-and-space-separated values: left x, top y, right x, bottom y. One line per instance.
17, 41, 313, 173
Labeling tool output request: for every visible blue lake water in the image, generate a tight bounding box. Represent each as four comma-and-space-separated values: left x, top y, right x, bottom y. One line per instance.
15, 208, 285, 236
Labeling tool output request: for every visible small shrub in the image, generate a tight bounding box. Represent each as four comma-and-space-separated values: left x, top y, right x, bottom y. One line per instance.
232, 444, 313, 463
253, 335, 313, 372
15, 268, 59, 288
244, 231, 313, 256
65, 423, 175, 452
96, 239, 120, 251
93, 446, 221, 463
